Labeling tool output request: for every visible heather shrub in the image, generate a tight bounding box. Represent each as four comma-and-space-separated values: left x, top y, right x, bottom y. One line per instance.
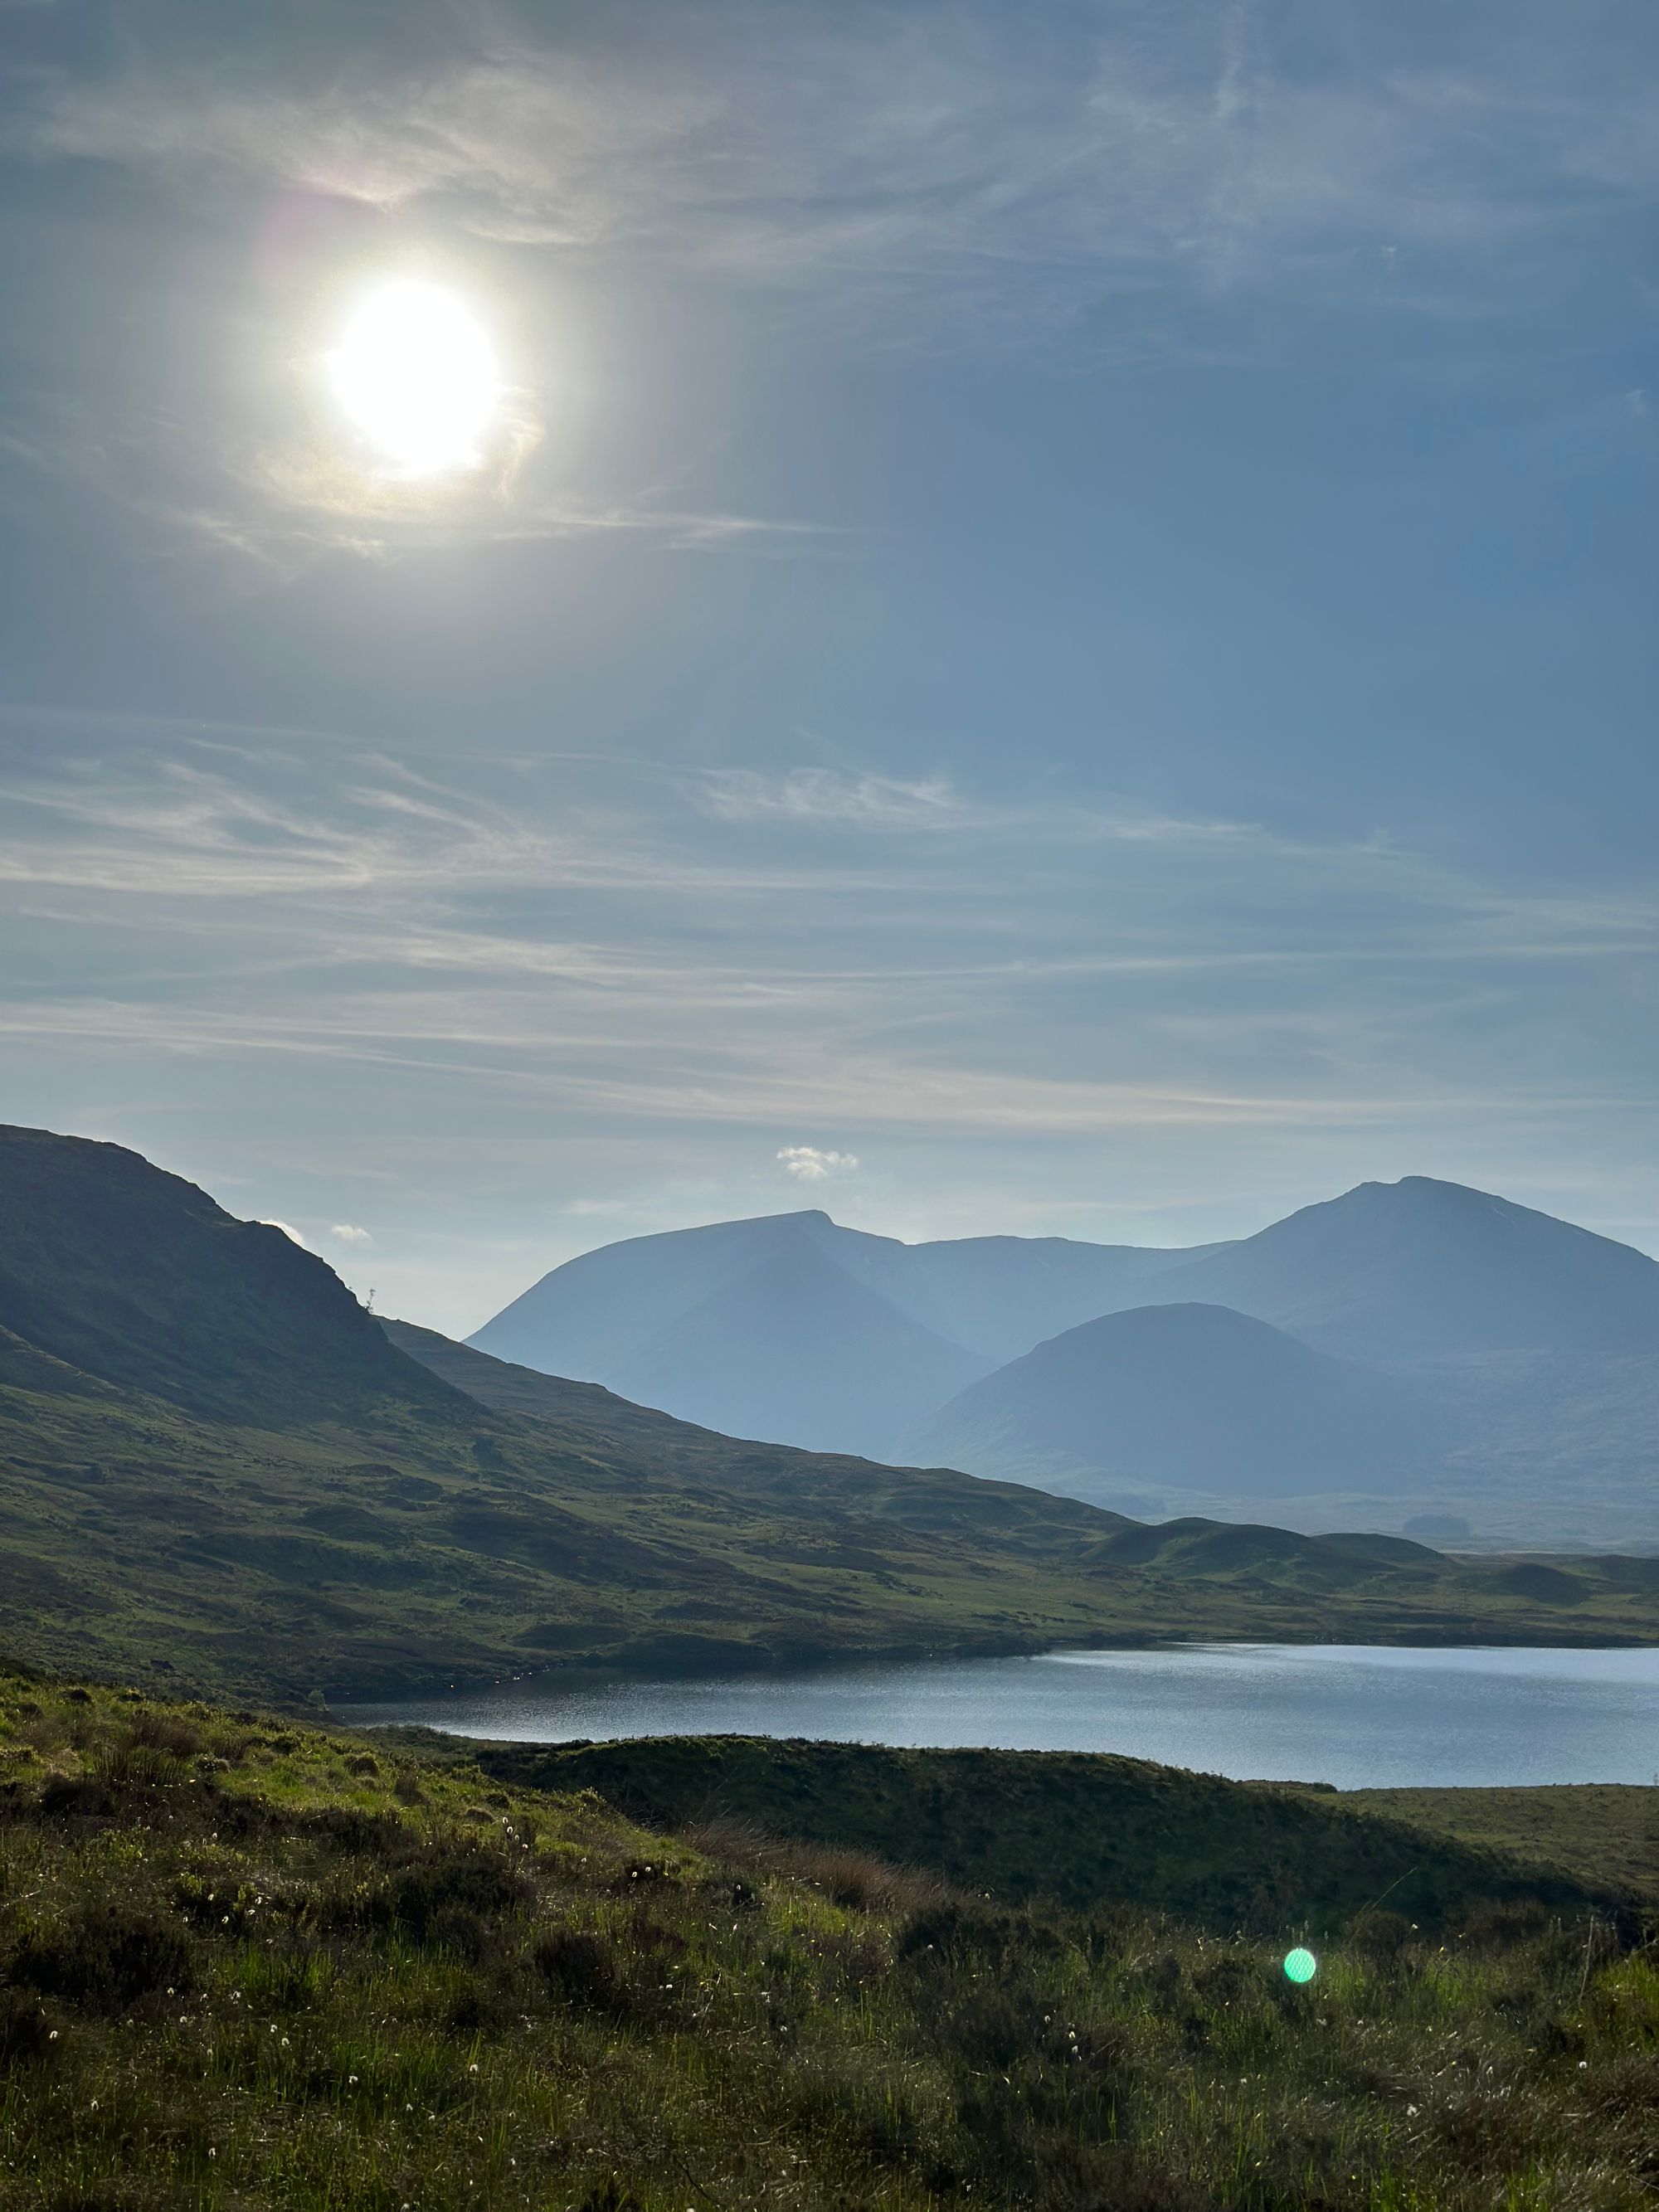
533, 1924, 625, 2014
10, 1902, 193, 2012
125, 1709, 200, 1758
0, 1986, 55, 2064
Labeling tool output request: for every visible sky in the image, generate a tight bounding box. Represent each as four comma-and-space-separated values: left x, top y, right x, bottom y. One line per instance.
1, 0, 1656, 1335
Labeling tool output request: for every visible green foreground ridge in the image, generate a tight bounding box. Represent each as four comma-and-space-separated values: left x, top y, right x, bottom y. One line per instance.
3, 1669, 1657, 2212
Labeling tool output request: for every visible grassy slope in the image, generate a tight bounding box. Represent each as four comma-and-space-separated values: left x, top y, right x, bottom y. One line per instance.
0, 1368, 1160, 1705
2, 1672, 1657, 2212
475, 1735, 1618, 1934
387, 1322, 1659, 1637
0, 1129, 1233, 1700
1331, 1786, 1659, 1908
6, 1125, 1659, 1713
9, 1318, 1659, 1717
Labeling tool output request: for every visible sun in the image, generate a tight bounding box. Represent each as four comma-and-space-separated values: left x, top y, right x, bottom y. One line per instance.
326, 280, 499, 478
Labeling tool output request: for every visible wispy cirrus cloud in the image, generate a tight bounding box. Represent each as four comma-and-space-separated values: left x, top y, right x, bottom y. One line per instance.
4, 715, 1653, 970
5, 0, 1652, 578
698, 767, 961, 828
693, 766, 1345, 848
0, 741, 548, 897
15, 2, 1654, 335
6, 713, 1656, 1315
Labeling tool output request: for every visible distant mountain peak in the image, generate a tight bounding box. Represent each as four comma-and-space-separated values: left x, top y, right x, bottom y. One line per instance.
467, 1171, 1659, 1526
1131, 1171, 1659, 1359
1331, 1174, 1590, 1223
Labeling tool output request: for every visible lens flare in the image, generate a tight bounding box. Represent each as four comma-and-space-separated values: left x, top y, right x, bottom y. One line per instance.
1283, 1947, 1317, 1984
327, 280, 498, 476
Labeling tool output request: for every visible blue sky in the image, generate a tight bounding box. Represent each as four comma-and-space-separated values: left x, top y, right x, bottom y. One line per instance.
2, 0, 1655, 1332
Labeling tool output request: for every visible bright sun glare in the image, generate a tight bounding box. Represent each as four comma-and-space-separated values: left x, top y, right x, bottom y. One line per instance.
327, 280, 499, 478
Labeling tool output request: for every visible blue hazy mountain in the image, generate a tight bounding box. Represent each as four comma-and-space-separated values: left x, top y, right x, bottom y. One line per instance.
1128, 1177, 1659, 1360
589, 1238, 989, 1462
474, 1178, 1659, 1539
469, 1208, 1204, 1457
908, 1302, 1459, 1508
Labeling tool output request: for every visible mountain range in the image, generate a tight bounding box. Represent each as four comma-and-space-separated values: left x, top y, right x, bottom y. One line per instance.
473, 1179, 1659, 1547
6, 1121, 1656, 1700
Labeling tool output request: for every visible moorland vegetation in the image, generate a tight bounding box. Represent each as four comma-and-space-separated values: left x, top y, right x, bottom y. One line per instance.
2, 1669, 1657, 2212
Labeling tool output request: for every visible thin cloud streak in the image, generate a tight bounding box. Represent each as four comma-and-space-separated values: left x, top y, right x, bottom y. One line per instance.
3, 735, 1654, 961
0, 995, 1591, 1137
0, 728, 1651, 1194
0, 362, 831, 571
17, 4, 1654, 341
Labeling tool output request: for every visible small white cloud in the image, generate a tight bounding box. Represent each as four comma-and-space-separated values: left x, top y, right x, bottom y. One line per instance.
777, 1145, 860, 1182
328, 1223, 372, 1244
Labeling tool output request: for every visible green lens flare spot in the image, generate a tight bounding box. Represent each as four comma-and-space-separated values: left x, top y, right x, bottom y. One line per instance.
1283, 1947, 1317, 1984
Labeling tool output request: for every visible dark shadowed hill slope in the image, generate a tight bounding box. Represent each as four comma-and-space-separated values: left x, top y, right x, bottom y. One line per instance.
0, 1124, 459, 1426
911, 1302, 1457, 1504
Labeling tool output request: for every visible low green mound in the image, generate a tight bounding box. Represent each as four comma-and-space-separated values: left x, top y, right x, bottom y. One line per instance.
2, 1673, 1657, 2212
483, 1735, 1615, 1935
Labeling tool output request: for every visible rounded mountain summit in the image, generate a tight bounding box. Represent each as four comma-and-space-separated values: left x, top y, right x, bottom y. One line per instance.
470, 1177, 1659, 1539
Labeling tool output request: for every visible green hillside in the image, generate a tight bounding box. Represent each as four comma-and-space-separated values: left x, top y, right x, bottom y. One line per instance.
479, 1735, 1616, 1934
382, 1317, 1136, 1558
387, 1320, 1659, 1638
0, 1124, 457, 1426
1, 1668, 1655, 2212
4, 1125, 1659, 1710
1329, 1783, 1659, 1908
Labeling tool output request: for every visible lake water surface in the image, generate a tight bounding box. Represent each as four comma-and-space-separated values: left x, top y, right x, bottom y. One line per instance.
340, 1643, 1659, 1788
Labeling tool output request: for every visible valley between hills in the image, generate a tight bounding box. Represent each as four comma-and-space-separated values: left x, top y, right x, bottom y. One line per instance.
3, 1123, 1659, 1708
